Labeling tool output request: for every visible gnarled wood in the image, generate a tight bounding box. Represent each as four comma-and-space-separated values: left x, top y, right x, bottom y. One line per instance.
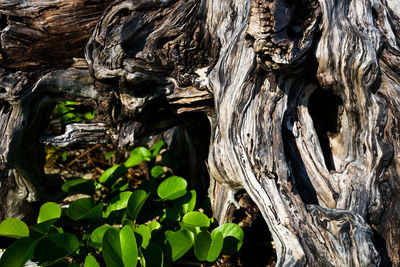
1, 0, 400, 265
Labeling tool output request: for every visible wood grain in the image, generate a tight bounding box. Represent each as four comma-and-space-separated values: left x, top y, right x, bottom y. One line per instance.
1, 0, 400, 265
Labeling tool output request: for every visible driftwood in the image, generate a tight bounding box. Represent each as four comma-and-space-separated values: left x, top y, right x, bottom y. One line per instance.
1, 0, 400, 265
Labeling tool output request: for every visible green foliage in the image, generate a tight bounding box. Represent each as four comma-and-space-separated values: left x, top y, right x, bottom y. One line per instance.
84, 255, 100, 267
62, 179, 95, 195
37, 202, 62, 223
166, 230, 195, 261
0, 141, 244, 266
102, 226, 138, 267
127, 190, 149, 220
88, 226, 119, 250
51, 101, 95, 125
0, 218, 29, 239
211, 223, 244, 255
67, 198, 103, 221
194, 231, 224, 262
102, 191, 132, 218
182, 211, 210, 228
157, 176, 187, 200
0, 237, 39, 267
34, 233, 80, 266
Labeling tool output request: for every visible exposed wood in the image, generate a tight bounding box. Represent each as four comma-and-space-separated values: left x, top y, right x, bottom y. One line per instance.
1, 0, 400, 265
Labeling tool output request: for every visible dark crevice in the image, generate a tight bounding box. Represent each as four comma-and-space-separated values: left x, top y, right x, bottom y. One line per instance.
283, 116, 319, 205
0, 14, 7, 32
308, 88, 343, 171
0, 100, 12, 114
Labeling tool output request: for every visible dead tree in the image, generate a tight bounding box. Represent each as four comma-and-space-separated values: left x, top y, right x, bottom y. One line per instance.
1, 0, 400, 265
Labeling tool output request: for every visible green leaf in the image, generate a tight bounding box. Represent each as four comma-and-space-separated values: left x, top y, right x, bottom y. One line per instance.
134, 225, 151, 249
150, 141, 164, 157
30, 219, 59, 235
88, 226, 119, 249
160, 208, 180, 222
182, 211, 210, 228
185, 190, 197, 213
120, 226, 138, 267
125, 154, 142, 168
148, 221, 162, 232
65, 101, 78, 105
105, 151, 116, 160
143, 242, 163, 267
131, 147, 151, 162
127, 190, 149, 219
207, 232, 224, 261
0, 218, 29, 239
38, 202, 62, 223
173, 190, 196, 215
84, 255, 100, 267
211, 223, 244, 255
61, 179, 95, 195
99, 165, 127, 187
150, 166, 165, 178
110, 177, 128, 193
103, 191, 132, 218
61, 152, 67, 162
157, 176, 187, 200
102, 226, 138, 267
67, 198, 103, 221
0, 237, 39, 267
166, 230, 194, 261
34, 233, 80, 266
102, 229, 123, 267
194, 231, 223, 262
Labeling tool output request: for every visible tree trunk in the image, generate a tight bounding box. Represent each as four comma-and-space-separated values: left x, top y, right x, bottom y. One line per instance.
1, 0, 400, 265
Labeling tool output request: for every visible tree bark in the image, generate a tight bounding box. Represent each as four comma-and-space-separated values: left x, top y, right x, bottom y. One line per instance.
1, 0, 400, 265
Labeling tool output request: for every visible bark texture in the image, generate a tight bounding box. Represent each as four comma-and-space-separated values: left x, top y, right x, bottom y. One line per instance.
1, 0, 400, 266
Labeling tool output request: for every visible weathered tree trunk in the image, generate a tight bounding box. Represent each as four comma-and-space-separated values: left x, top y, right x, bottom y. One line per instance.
1, 0, 400, 265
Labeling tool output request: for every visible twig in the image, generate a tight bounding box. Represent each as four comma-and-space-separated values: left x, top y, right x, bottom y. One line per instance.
64, 144, 101, 169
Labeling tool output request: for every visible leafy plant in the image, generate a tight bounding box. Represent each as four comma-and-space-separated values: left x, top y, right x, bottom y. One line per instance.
0, 141, 244, 266
51, 101, 95, 125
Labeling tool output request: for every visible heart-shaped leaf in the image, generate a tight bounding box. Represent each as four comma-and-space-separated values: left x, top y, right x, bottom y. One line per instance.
166, 230, 194, 261
157, 176, 187, 201
211, 223, 244, 255
102, 226, 138, 267
127, 190, 149, 220
0, 218, 29, 239
194, 231, 223, 262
